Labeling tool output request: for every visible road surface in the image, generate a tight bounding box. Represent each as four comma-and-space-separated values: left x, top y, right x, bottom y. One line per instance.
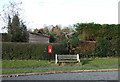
2, 71, 119, 80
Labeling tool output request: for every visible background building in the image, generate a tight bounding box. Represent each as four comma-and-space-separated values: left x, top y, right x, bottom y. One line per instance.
29, 32, 50, 43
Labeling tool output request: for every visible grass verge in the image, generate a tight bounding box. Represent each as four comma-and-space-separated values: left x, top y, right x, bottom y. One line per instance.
2, 57, 118, 68
2, 66, 118, 74
2, 57, 118, 74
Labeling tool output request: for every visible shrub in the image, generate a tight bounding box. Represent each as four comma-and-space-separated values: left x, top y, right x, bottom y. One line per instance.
75, 41, 96, 58
110, 39, 120, 57
94, 38, 118, 57
95, 38, 109, 57
74, 39, 118, 58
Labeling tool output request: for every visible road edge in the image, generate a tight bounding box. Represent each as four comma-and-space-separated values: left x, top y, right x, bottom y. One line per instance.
1, 69, 120, 77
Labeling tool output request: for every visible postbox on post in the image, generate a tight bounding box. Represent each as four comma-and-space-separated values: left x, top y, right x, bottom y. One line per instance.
48, 45, 52, 53
48, 45, 52, 61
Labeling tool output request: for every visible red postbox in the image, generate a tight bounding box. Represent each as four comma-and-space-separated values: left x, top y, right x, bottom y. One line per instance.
48, 45, 52, 53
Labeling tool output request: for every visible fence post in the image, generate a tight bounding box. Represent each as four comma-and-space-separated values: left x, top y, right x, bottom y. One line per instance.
77, 54, 80, 62
55, 54, 58, 64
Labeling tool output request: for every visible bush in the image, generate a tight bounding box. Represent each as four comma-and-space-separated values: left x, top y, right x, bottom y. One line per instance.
110, 39, 120, 57
2, 42, 67, 60
94, 38, 118, 57
74, 38, 119, 58
75, 41, 96, 58
94, 38, 109, 57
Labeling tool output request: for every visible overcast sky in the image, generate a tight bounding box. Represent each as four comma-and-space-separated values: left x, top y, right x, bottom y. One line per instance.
0, 0, 119, 33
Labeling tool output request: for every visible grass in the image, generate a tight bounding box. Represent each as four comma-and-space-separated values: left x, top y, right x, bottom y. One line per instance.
2, 57, 119, 74
2, 57, 118, 68
2, 60, 58, 68
81, 57, 118, 66
2, 66, 118, 74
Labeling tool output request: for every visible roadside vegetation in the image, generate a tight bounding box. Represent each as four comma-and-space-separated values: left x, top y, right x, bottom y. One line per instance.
2, 57, 118, 68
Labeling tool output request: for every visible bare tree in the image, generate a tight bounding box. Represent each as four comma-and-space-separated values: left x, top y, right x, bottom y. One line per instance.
0, 0, 22, 29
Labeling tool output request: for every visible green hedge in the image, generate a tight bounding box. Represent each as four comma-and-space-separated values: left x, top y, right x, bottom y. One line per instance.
75, 39, 119, 58
2, 42, 68, 60
2, 38, 119, 60
94, 38, 119, 57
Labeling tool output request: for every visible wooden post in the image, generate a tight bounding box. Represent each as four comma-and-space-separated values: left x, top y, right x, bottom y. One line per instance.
55, 54, 58, 64
49, 53, 50, 61
77, 54, 80, 62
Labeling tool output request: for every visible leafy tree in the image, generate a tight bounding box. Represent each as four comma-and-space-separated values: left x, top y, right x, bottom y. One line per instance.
33, 28, 39, 33
33, 25, 74, 44
8, 15, 12, 34
7, 15, 12, 41
38, 28, 44, 34
20, 21, 29, 42
8, 14, 28, 42
43, 27, 49, 34
74, 23, 119, 41
73, 22, 119, 57
74, 22, 101, 41
11, 14, 20, 42
1, 1, 28, 42
49, 33, 56, 43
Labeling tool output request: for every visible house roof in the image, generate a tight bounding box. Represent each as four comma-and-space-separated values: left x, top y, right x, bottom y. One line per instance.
29, 32, 50, 38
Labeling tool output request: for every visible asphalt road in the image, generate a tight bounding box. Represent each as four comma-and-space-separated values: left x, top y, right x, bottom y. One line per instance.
2, 71, 119, 80
2, 64, 119, 70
